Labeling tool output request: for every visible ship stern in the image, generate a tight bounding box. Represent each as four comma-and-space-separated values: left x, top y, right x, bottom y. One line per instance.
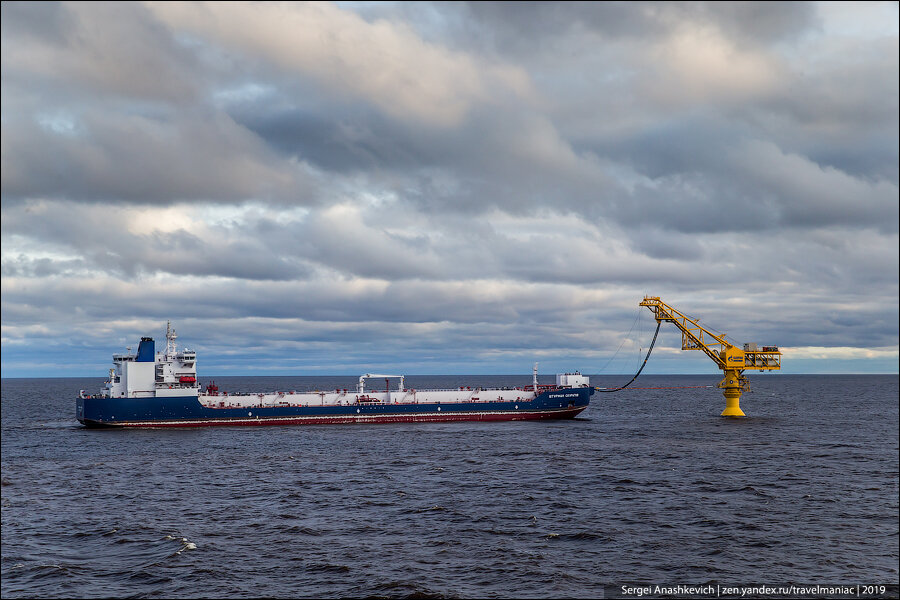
76, 393, 120, 427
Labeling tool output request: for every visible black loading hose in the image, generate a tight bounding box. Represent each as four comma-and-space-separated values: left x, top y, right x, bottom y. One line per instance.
595, 321, 661, 393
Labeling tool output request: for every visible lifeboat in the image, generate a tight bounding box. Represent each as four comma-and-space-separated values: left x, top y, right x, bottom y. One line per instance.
179, 375, 196, 383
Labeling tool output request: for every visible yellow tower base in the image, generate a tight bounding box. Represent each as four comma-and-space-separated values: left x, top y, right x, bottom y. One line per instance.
719, 369, 746, 417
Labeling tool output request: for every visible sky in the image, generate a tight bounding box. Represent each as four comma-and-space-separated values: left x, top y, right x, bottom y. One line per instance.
1, 1, 898, 378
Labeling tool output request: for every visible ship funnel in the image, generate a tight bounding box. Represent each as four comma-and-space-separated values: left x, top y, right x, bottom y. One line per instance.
136, 337, 155, 362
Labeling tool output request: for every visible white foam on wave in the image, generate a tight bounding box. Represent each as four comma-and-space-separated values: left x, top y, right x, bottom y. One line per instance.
174, 537, 197, 554
163, 534, 197, 554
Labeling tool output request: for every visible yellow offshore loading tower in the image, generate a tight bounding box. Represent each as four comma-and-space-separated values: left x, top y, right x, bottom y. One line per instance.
639, 297, 782, 417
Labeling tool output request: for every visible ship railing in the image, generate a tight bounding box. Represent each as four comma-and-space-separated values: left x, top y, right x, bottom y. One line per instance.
412, 388, 536, 394
198, 386, 544, 398
200, 387, 536, 395
201, 393, 538, 408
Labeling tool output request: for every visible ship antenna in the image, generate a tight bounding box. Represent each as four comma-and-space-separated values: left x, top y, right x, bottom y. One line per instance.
166, 320, 178, 357
533, 362, 538, 389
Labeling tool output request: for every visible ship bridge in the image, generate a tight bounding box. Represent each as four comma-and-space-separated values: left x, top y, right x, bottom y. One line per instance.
102, 322, 198, 399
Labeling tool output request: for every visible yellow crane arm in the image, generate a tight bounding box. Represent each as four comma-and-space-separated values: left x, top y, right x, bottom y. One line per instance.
639, 297, 782, 372
638, 296, 782, 417
639, 296, 729, 368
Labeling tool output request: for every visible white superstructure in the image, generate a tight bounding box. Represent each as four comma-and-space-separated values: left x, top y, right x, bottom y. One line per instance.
556, 372, 590, 388
100, 321, 199, 399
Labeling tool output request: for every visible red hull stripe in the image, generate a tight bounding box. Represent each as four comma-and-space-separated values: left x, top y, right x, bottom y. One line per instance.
102, 407, 587, 428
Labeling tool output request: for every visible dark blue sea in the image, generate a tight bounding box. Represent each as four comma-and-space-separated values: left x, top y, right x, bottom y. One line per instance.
2, 374, 898, 599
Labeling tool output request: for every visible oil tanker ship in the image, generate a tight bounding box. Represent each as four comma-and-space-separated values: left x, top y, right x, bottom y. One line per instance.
76, 323, 593, 428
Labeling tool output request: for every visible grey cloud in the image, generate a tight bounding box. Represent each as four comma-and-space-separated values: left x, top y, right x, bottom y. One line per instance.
625, 228, 705, 261
133, 230, 310, 281
1, 1, 198, 103
1, 203, 310, 280
3, 272, 896, 363
442, 2, 818, 55
576, 124, 897, 234
462, 1, 666, 47
753, 43, 899, 181
228, 66, 897, 239
231, 98, 620, 218
1, 110, 315, 205
234, 105, 428, 173
686, 2, 819, 45
1, 2, 896, 376
1, 255, 87, 278
3, 195, 896, 296
0, 1, 73, 43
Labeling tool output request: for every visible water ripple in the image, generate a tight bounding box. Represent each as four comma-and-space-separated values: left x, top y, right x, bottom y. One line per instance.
2, 375, 898, 598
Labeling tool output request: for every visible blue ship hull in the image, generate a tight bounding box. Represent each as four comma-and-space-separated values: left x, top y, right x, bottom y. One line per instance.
76, 388, 593, 428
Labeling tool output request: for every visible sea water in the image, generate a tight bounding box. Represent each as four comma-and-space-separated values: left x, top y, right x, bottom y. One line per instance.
2, 374, 897, 598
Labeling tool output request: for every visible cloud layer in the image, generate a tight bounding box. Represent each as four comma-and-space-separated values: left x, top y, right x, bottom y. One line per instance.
2, 1, 897, 376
